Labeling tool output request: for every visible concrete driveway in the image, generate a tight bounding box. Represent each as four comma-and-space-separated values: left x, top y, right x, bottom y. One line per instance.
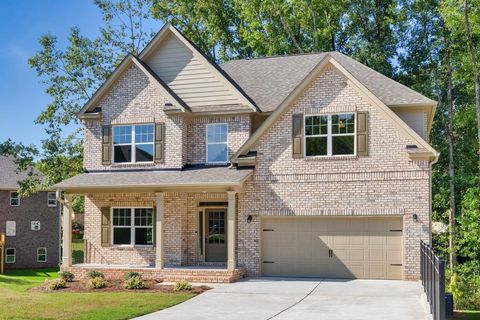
135, 278, 428, 320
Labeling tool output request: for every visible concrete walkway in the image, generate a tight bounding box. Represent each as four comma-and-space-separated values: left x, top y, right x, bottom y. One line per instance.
134, 278, 428, 320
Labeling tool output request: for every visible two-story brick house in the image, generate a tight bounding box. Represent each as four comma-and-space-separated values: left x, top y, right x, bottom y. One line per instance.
54, 23, 438, 283
0, 155, 60, 269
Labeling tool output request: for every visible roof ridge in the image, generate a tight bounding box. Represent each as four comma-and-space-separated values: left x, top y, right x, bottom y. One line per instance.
222, 51, 332, 64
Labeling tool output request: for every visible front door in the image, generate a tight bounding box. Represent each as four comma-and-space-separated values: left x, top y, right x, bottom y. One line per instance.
205, 209, 227, 262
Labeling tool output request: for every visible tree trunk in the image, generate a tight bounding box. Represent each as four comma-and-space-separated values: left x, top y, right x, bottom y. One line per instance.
445, 31, 457, 271
464, 0, 480, 175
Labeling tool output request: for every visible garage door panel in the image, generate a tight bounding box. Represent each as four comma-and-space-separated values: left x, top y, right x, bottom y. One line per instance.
261, 217, 403, 280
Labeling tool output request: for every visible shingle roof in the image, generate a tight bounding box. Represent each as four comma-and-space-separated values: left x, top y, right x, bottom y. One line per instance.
220, 51, 435, 112
52, 166, 253, 191
0, 155, 38, 190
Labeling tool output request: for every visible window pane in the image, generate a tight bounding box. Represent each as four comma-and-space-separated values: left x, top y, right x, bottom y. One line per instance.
113, 208, 131, 226
332, 114, 355, 134
114, 145, 132, 163
305, 116, 327, 136
113, 126, 132, 144
6, 248, 14, 255
135, 124, 154, 143
306, 136, 327, 156
332, 135, 355, 155
207, 124, 227, 143
135, 144, 154, 162
134, 208, 153, 226
113, 228, 131, 245
207, 143, 228, 162
135, 227, 153, 245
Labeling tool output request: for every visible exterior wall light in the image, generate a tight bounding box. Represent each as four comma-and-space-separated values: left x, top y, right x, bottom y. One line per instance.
247, 215, 252, 223
413, 213, 418, 222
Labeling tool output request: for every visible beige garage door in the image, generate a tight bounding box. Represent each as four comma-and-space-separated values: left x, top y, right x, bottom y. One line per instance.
261, 217, 403, 280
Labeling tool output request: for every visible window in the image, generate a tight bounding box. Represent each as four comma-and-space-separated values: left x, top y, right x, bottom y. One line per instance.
6, 221, 16, 236
206, 123, 228, 163
112, 208, 153, 246
5, 248, 15, 263
10, 191, 19, 206
47, 192, 57, 207
113, 124, 154, 163
305, 113, 355, 157
37, 247, 47, 262
31, 221, 41, 231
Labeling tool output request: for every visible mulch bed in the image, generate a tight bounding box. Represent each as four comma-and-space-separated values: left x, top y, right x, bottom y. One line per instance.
32, 279, 210, 294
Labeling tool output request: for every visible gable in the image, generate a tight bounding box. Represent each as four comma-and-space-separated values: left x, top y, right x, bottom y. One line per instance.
141, 25, 256, 112
232, 55, 438, 162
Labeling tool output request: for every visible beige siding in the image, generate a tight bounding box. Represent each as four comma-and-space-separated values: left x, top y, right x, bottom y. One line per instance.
145, 33, 243, 108
393, 109, 427, 140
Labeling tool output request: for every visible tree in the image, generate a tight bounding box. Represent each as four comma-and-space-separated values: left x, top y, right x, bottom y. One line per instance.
0, 0, 155, 198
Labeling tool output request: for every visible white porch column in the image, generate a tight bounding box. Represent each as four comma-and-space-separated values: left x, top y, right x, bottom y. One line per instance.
62, 193, 73, 268
155, 192, 164, 269
227, 191, 237, 271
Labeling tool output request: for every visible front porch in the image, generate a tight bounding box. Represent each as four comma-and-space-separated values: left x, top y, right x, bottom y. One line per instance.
59, 179, 250, 283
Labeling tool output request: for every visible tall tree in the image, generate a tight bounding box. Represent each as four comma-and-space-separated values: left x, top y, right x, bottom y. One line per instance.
1, 0, 156, 196
463, 0, 480, 174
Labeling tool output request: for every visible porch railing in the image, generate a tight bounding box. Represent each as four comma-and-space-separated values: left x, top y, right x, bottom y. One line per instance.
420, 240, 446, 320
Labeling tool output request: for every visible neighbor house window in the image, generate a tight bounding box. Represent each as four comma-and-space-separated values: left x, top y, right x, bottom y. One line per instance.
206, 123, 228, 163
5, 248, 15, 263
305, 113, 355, 156
113, 124, 154, 163
112, 208, 153, 246
10, 191, 19, 206
47, 192, 57, 207
37, 248, 47, 262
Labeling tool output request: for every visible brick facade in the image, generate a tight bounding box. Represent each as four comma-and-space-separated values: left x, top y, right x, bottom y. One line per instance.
77, 62, 431, 281
236, 67, 430, 280
0, 191, 59, 269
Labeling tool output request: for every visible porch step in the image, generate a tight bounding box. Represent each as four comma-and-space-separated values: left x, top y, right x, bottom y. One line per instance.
161, 268, 246, 283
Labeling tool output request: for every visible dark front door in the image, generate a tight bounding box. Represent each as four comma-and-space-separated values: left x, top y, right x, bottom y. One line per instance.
205, 209, 227, 262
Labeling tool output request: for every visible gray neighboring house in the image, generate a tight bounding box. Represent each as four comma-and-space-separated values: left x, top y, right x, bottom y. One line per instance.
0, 155, 59, 269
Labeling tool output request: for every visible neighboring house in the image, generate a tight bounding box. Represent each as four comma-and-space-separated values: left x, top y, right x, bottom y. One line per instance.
54, 23, 438, 283
0, 156, 60, 269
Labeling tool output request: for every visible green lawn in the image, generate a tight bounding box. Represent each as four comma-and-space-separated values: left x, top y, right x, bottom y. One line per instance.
0, 269, 194, 320
450, 311, 480, 320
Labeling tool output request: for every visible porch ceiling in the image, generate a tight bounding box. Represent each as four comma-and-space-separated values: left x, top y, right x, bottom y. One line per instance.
52, 166, 252, 193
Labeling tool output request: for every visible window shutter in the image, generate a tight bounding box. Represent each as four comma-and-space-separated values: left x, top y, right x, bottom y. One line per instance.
102, 126, 111, 165
155, 123, 165, 163
292, 114, 304, 158
101, 207, 111, 247
357, 112, 368, 156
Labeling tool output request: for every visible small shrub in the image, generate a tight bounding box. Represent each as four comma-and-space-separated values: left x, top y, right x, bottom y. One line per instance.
58, 271, 75, 282
123, 275, 146, 289
173, 280, 192, 292
87, 276, 107, 289
49, 279, 67, 291
123, 271, 141, 281
86, 271, 104, 279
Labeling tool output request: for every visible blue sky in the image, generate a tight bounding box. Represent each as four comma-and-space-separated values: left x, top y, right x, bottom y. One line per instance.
0, 1, 161, 149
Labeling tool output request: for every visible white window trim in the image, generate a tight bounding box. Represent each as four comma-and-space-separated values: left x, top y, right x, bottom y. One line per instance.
111, 207, 154, 247
5, 248, 15, 264
304, 112, 357, 158
37, 247, 47, 263
47, 192, 57, 207
112, 124, 155, 164
206, 123, 229, 164
10, 191, 19, 206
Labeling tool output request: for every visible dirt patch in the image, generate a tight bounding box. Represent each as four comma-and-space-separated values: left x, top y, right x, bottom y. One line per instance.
32, 279, 210, 294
